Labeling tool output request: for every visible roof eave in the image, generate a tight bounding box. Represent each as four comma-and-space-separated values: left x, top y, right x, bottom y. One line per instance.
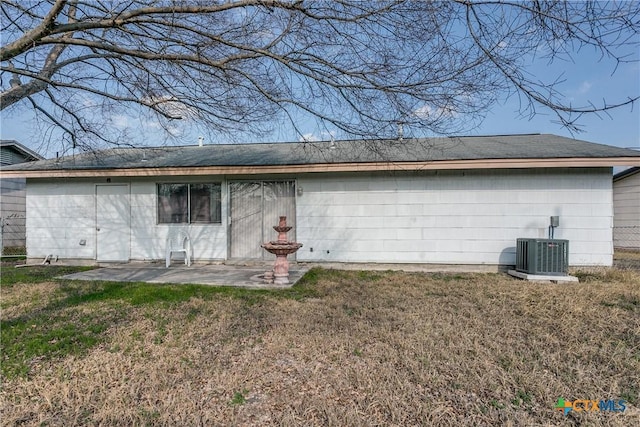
0, 141, 44, 161
1, 157, 638, 179
613, 166, 640, 181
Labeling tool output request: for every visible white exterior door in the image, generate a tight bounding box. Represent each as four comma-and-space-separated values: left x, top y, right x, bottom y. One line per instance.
96, 184, 130, 262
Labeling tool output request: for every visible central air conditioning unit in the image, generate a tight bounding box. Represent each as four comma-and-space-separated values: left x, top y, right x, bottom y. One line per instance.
516, 238, 569, 276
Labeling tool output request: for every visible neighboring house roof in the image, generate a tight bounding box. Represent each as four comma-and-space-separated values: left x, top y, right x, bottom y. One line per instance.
1, 134, 639, 178
613, 166, 640, 182
0, 140, 44, 166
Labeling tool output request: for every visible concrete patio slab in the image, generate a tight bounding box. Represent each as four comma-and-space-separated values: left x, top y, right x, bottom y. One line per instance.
55, 260, 508, 288
60, 264, 309, 289
507, 269, 579, 283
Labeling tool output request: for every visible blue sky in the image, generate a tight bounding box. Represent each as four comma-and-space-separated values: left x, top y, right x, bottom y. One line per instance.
1, 42, 639, 156
474, 52, 640, 151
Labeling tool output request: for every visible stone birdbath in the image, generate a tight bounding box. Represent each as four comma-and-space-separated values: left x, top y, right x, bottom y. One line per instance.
261, 216, 303, 285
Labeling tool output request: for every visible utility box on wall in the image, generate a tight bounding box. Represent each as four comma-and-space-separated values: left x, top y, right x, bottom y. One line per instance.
516, 238, 569, 276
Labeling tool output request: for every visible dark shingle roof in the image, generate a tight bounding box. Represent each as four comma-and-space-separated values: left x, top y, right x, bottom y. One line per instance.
2, 134, 639, 172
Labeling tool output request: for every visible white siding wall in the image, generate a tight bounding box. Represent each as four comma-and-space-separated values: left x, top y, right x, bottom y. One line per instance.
1, 177, 27, 248
130, 180, 227, 261
27, 180, 97, 259
26, 168, 614, 266
27, 178, 228, 261
296, 168, 613, 266
613, 170, 640, 248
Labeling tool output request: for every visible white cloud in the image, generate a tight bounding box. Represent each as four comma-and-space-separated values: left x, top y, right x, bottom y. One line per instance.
298, 130, 336, 142
144, 95, 197, 120
111, 114, 129, 129
413, 104, 458, 119
576, 81, 592, 95
79, 94, 98, 108
299, 133, 320, 142
321, 130, 336, 140
413, 104, 434, 119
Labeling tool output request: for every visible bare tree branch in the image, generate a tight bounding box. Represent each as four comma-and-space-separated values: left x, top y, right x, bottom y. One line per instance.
1, 0, 638, 150
0, 0, 67, 60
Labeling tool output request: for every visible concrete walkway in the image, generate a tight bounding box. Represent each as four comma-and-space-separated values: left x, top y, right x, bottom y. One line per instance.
61, 263, 308, 289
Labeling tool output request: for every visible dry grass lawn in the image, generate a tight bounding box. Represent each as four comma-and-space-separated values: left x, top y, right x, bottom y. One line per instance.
1, 266, 639, 426
614, 249, 640, 270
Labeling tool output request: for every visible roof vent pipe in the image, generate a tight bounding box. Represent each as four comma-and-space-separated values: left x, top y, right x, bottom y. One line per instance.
198, 136, 204, 147
397, 122, 404, 141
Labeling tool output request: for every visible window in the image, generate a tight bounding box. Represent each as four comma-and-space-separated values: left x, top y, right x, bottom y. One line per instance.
158, 183, 221, 224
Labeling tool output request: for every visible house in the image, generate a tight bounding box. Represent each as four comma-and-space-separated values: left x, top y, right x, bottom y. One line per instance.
0, 140, 44, 253
1, 134, 639, 267
613, 167, 640, 249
